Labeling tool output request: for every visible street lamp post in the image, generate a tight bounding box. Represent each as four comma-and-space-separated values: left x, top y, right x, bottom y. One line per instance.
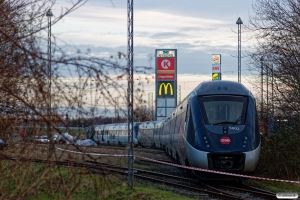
236, 17, 243, 83
46, 9, 53, 165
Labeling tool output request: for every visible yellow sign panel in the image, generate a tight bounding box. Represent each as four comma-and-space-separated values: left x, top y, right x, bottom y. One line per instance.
212, 73, 221, 81
158, 82, 174, 97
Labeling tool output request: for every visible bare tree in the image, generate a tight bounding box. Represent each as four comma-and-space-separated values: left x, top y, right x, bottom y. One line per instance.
0, 1, 152, 199
245, 0, 300, 180
246, 0, 300, 120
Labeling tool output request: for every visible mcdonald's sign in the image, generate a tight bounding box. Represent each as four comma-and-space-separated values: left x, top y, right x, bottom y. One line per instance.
157, 81, 174, 97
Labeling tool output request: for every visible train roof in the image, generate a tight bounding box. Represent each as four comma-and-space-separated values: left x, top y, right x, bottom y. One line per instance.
105, 123, 128, 130
155, 120, 164, 128
139, 121, 156, 129
194, 80, 253, 96
94, 124, 107, 130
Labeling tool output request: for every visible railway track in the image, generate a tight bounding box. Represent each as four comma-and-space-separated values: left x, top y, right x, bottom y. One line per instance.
0, 150, 280, 199
85, 160, 241, 199
134, 157, 278, 199
201, 182, 277, 200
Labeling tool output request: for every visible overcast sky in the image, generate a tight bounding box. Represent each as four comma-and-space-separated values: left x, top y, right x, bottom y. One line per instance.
52, 0, 258, 98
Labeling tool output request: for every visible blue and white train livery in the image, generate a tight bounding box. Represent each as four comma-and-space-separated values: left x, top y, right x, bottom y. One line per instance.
87, 80, 261, 179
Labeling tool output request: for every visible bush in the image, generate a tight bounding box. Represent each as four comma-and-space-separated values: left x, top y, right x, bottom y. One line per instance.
256, 129, 300, 180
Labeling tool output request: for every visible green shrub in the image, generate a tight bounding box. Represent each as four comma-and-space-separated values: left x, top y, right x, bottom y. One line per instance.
256, 128, 300, 181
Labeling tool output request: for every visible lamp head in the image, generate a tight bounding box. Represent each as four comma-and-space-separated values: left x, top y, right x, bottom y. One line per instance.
236, 17, 243, 25
46, 9, 53, 18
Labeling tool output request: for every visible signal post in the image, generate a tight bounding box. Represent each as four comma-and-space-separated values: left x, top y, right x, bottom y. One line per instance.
155, 49, 177, 120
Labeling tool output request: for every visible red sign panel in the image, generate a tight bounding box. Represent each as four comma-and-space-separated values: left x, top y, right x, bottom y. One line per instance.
220, 136, 231, 145
212, 66, 220, 71
157, 58, 175, 71
157, 74, 174, 80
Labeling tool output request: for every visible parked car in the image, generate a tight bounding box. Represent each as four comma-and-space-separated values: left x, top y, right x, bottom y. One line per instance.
40, 136, 49, 143
33, 136, 49, 143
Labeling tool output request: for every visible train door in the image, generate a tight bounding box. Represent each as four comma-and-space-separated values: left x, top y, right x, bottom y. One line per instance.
169, 117, 176, 154
150, 127, 155, 147
101, 130, 104, 142
153, 124, 159, 148
133, 123, 139, 145
86, 126, 94, 139
160, 123, 166, 149
119, 128, 125, 145
164, 121, 171, 153
99, 125, 107, 144
103, 129, 110, 144
110, 130, 118, 145
172, 113, 181, 159
171, 115, 178, 159
184, 103, 190, 136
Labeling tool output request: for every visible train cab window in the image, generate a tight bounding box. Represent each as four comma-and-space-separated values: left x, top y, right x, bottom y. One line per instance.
199, 95, 247, 125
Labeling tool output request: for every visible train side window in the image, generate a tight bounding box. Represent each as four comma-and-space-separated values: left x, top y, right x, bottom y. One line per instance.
170, 117, 176, 134
176, 112, 183, 132
186, 109, 195, 144
185, 104, 189, 122
184, 104, 190, 132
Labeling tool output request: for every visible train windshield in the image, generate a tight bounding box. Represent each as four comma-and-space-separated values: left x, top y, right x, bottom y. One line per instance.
199, 95, 247, 125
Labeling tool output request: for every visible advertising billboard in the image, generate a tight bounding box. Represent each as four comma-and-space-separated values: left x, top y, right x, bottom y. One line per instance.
212, 54, 221, 64
212, 54, 221, 81
212, 73, 221, 80
156, 50, 175, 57
157, 81, 174, 98
157, 58, 175, 80
155, 49, 177, 120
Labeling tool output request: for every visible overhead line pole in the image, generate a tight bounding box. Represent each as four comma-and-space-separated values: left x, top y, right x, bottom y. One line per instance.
46, 9, 53, 166
127, 0, 134, 189
148, 92, 153, 121
177, 85, 181, 105
260, 56, 264, 120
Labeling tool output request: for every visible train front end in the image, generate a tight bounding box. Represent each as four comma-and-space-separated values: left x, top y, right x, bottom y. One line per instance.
183, 81, 261, 178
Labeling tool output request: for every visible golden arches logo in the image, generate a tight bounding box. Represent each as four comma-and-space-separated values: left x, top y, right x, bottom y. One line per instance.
159, 83, 173, 95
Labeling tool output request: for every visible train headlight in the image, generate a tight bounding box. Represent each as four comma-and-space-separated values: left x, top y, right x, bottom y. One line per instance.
242, 136, 248, 148
203, 136, 210, 148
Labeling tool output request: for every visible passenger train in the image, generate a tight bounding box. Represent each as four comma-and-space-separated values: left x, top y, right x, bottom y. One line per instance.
87, 80, 261, 179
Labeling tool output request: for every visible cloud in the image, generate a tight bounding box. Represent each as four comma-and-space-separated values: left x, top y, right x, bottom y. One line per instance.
53, 0, 255, 77
150, 32, 188, 39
